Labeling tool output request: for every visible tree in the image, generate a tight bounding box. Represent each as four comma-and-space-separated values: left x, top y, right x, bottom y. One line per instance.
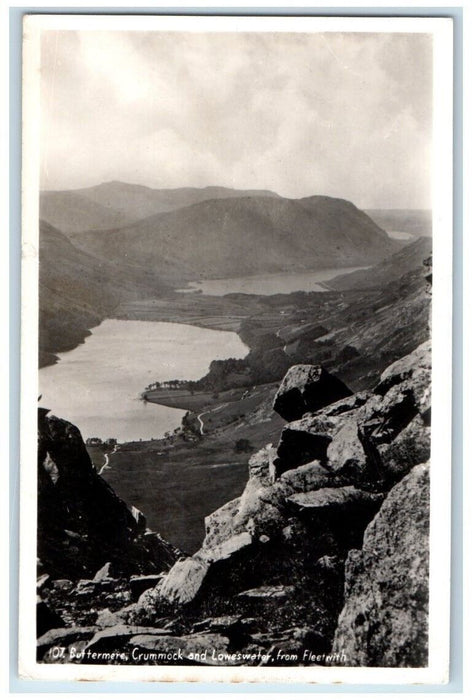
234, 438, 253, 453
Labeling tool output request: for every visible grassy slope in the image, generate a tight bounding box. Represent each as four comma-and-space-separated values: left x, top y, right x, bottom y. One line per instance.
326, 236, 432, 291
101, 386, 284, 554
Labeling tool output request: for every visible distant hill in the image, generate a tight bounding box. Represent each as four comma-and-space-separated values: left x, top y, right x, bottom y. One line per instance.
70, 194, 400, 282
40, 182, 280, 233
40, 190, 133, 233
365, 209, 432, 238
39, 221, 168, 366
327, 236, 432, 291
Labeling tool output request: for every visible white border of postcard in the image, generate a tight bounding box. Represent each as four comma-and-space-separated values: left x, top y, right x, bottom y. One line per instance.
19, 13, 453, 684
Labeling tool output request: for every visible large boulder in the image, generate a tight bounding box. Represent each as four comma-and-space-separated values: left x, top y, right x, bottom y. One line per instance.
287, 487, 385, 551
326, 417, 367, 476
373, 341, 431, 399
326, 342, 431, 484
331, 462, 430, 667
378, 415, 431, 481
279, 461, 337, 492
158, 557, 211, 606
84, 624, 173, 654
155, 530, 253, 607
274, 414, 338, 476
286, 486, 383, 516
129, 574, 165, 600
273, 365, 353, 422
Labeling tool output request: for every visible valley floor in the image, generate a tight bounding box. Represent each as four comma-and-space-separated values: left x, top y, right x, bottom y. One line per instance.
96, 382, 284, 553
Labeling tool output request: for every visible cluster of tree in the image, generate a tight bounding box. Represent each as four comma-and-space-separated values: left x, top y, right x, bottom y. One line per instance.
144, 381, 161, 391
194, 357, 250, 392
239, 319, 284, 350
85, 437, 117, 447
144, 378, 190, 392
181, 411, 202, 440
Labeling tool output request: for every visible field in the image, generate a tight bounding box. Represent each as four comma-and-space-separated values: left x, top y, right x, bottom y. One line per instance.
98, 390, 284, 553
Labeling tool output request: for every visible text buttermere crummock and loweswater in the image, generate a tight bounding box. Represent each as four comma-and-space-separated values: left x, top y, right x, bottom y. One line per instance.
47, 645, 349, 665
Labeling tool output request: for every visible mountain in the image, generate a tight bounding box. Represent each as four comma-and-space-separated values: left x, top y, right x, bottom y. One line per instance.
326, 236, 432, 291
40, 182, 280, 233
40, 190, 133, 233
70, 195, 401, 282
78, 181, 281, 220
365, 209, 432, 238
39, 221, 167, 366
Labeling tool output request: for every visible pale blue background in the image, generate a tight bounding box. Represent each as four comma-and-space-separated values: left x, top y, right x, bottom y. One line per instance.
9, 5, 464, 694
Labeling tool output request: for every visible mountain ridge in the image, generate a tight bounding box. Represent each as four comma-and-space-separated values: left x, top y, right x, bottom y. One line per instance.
69, 193, 400, 281
41, 182, 281, 233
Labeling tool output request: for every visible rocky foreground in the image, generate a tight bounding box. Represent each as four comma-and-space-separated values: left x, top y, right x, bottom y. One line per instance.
37, 332, 431, 668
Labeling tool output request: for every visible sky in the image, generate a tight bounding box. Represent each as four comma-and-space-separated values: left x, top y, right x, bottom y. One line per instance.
40, 29, 433, 209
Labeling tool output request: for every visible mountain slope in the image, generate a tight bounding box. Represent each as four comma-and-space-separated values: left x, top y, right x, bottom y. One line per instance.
71, 195, 400, 282
326, 236, 432, 291
40, 182, 280, 233
39, 221, 167, 366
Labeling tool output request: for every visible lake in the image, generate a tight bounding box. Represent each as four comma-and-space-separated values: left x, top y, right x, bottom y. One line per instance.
176, 266, 369, 296
39, 319, 248, 442
387, 230, 415, 241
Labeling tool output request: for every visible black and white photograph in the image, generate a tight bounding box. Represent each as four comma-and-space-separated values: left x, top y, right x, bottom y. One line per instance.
19, 14, 453, 684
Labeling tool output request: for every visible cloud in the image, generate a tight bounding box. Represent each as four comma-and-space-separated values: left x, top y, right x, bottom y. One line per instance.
40, 29, 432, 208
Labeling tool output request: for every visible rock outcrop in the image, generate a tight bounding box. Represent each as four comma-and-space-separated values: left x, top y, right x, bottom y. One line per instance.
331, 462, 430, 667
108, 343, 429, 666
274, 342, 431, 487
273, 365, 353, 422
37, 410, 181, 581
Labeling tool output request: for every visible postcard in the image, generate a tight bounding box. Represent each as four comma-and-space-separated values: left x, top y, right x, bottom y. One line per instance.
19, 13, 453, 684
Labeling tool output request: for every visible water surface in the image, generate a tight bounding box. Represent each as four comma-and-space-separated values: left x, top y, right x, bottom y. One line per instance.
387, 230, 415, 241
177, 266, 369, 296
39, 319, 248, 442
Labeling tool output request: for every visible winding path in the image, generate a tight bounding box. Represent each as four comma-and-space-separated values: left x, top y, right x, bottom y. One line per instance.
196, 412, 205, 436
98, 443, 118, 475
196, 401, 231, 436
